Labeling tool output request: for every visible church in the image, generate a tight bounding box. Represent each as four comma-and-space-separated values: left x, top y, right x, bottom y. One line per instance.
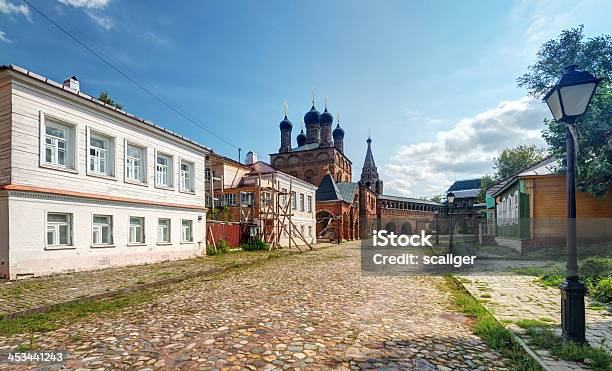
269, 97, 442, 240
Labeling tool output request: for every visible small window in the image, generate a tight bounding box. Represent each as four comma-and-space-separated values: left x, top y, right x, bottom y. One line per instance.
181, 219, 193, 242
92, 215, 113, 245
158, 218, 171, 243
261, 191, 272, 207
89, 132, 114, 176
307, 195, 312, 212
204, 168, 214, 181
180, 160, 194, 192
44, 124, 68, 167
281, 188, 288, 206
47, 212, 72, 246
222, 194, 237, 206
129, 216, 145, 244
308, 225, 312, 237
291, 192, 296, 210
126, 144, 146, 183
299, 193, 305, 211
156, 153, 173, 187
240, 192, 254, 206
306, 176, 312, 183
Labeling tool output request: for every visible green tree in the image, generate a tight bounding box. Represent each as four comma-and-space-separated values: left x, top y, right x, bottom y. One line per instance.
518, 26, 612, 198
493, 145, 545, 180
430, 194, 443, 203
98, 91, 124, 110
478, 174, 496, 203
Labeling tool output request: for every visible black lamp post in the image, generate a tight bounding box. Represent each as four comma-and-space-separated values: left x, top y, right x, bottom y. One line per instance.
446, 192, 455, 253
434, 210, 440, 245
543, 65, 602, 344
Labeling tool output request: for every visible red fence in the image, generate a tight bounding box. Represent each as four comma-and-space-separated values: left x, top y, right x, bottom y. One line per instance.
207, 221, 248, 247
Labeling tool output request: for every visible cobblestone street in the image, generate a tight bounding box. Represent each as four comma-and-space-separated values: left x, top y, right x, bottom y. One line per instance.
0, 242, 512, 370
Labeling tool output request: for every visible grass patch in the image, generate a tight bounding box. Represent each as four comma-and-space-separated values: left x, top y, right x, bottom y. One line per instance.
442, 275, 543, 370
481, 293, 492, 298
519, 320, 611, 370
0, 289, 160, 336
588, 304, 606, 311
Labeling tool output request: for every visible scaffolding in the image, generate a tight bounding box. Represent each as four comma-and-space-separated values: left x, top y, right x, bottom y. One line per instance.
252, 173, 314, 252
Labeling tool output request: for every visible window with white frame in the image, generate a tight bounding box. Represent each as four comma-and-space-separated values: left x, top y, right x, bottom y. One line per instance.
47, 213, 72, 247
180, 160, 194, 192
308, 225, 312, 237
261, 191, 272, 206
204, 168, 214, 181
92, 215, 113, 245
43, 118, 76, 170
240, 192, 254, 206
156, 153, 173, 187
129, 216, 145, 244
291, 192, 296, 210
281, 188, 288, 206
307, 195, 312, 212
181, 219, 193, 242
299, 193, 305, 211
157, 218, 171, 243
222, 194, 237, 206
89, 132, 114, 176
300, 224, 305, 236
126, 144, 146, 183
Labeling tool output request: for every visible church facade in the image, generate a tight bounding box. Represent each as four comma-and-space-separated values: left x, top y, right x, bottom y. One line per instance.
269, 97, 442, 241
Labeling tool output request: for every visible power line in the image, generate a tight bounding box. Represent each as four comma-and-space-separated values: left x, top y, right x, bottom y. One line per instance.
21, 0, 240, 150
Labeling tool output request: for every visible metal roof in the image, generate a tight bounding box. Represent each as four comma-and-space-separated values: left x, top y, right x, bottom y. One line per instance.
316, 174, 345, 202
336, 182, 359, 203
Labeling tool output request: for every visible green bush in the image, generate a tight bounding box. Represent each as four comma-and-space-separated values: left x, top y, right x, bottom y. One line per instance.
580, 257, 612, 279
206, 239, 230, 256
241, 238, 269, 252
539, 263, 565, 287
591, 277, 612, 303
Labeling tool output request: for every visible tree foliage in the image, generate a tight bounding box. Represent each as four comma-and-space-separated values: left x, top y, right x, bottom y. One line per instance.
518, 26, 612, 198
98, 91, 124, 110
478, 174, 496, 203
493, 145, 545, 180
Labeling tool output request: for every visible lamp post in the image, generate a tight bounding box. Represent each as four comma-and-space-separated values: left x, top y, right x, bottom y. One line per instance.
543, 65, 602, 344
446, 192, 455, 253
434, 210, 440, 245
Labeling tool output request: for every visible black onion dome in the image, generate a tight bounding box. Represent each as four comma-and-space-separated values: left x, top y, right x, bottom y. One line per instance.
304, 105, 320, 124
319, 108, 333, 124
279, 115, 293, 130
297, 129, 307, 146
333, 123, 345, 138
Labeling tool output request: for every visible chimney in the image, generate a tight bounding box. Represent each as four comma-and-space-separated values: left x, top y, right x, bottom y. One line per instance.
245, 151, 257, 165
63, 76, 80, 92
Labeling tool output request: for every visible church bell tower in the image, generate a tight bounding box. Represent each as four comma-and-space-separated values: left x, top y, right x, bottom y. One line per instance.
359, 136, 383, 195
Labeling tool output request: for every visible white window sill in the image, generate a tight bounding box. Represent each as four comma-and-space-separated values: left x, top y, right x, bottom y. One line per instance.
179, 189, 196, 195
156, 242, 172, 246
45, 245, 76, 251
125, 179, 149, 187
87, 172, 117, 181
155, 184, 175, 191
181, 241, 194, 244
40, 163, 78, 174
127, 243, 146, 247
91, 244, 116, 249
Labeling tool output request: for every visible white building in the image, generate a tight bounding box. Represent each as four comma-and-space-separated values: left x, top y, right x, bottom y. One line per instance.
0, 65, 209, 279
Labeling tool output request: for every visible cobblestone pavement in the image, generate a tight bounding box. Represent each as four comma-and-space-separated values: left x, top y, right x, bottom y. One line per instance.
0, 242, 513, 370
0, 250, 284, 317
459, 273, 611, 370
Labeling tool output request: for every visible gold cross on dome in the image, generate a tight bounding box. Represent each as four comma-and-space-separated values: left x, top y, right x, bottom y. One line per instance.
283, 100, 288, 116
311, 88, 316, 106
323, 164, 330, 174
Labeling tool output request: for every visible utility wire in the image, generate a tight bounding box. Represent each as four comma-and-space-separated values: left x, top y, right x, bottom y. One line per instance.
22, 0, 240, 150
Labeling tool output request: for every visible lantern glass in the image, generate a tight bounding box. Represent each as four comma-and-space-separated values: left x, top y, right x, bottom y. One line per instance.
545, 89, 563, 121
446, 192, 455, 204
559, 83, 597, 117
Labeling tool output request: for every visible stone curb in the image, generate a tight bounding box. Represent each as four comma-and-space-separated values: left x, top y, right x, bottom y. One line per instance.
2, 243, 339, 321
449, 275, 552, 371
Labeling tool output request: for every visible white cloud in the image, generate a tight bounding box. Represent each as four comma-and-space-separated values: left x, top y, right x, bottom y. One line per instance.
57, 0, 109, 9
85, 10, 112, 30
0, 0, 29, 17
0, 29, 12, 43
381, 97, 549, 198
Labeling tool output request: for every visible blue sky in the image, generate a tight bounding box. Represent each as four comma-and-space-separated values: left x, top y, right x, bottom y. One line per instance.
1, 0, 611, 197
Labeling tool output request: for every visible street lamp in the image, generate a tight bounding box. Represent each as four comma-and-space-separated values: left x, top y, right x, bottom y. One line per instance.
447, 192, 455, 253
543, 65, 602, 344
